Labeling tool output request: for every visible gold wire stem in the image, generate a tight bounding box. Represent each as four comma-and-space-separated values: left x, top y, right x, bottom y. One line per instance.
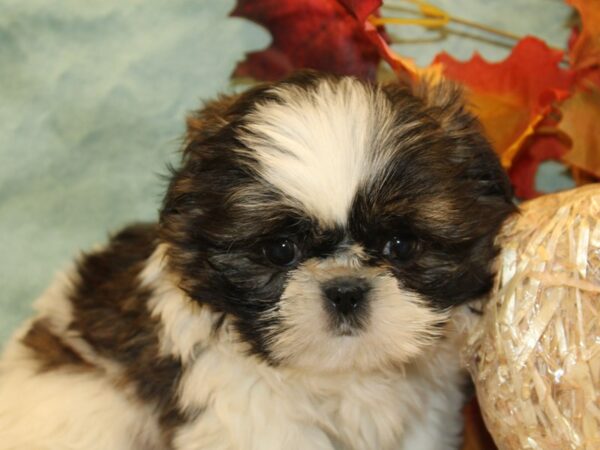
449, 15, 524, 42
379, 1, 524, 42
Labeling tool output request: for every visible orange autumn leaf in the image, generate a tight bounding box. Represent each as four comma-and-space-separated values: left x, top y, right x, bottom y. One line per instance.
433, 37, 573, 167
365, 24, 445, 82
567, 0, 600, 70
559, 81, 600, 178
563, 1, 600, 182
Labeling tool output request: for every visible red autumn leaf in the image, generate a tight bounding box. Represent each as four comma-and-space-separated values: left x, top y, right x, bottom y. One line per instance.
567, 0, 600, 71
338, 0, 406, 75
338, 0, 381, 23
231, 0, 382, 81
508, 128, 570, 199
340, 0, 440, 80
433, 38, 573, 167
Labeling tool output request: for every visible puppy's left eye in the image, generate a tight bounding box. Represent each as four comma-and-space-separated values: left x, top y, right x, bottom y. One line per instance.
263, 239, 300, 267
382, 236, 417, 262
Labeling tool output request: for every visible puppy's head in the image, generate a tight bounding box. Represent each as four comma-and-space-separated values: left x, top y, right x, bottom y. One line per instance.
160, 71, 515, 372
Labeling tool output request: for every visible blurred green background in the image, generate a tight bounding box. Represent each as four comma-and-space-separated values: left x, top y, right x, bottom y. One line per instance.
0, 0, 574, 344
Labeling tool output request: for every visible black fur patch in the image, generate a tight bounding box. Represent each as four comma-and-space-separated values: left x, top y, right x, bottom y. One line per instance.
67, 223, 185, 444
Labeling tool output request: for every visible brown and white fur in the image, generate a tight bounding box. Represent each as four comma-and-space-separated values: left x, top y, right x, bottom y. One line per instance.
0, 71, 515, 450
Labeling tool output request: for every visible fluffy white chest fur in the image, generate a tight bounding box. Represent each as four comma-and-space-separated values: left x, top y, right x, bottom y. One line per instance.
0, 246, 467, 450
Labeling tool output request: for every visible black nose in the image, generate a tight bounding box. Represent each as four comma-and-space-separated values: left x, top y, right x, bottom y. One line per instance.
324, 278, 370, 316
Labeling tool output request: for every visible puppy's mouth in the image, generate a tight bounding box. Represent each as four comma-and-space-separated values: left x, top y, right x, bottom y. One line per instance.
325, 302, 370, 336
334, 319, 363, 337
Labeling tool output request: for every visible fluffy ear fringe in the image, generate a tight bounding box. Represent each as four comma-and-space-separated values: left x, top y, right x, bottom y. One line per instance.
412, 78, 466, 117
185, 94, 241, 145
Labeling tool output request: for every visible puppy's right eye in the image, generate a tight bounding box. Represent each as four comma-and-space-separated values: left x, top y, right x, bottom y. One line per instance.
263, 239, 299, 267
381, 235, 418, 262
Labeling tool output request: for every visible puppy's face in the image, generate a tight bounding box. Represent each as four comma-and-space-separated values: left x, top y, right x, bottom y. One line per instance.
161, 72, 515, 372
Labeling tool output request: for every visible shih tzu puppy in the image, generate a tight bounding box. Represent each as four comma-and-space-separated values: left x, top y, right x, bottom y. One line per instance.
0, 71, 515, 450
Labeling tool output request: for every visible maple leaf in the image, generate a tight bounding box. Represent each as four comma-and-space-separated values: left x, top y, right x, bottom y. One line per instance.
340, 0, 443, 81
567, 0, 600, 71
559, 80, 600, 179
433, 37, 573, 169
560, 1, 600, 183
230, 0, 382, 81
338, 0, 381, 23
508, 124, 571, 199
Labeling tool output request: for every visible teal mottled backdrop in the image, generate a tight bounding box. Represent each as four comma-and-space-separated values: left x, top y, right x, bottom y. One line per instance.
0, 0, 574, 344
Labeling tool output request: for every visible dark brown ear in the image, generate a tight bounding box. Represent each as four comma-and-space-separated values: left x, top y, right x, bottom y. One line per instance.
389, 78, 513, 201
185, 94, 241, 143
383, 76, 473, 134
411, 78, 474, 135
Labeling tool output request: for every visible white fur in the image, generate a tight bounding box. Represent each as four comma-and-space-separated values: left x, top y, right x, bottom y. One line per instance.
142, 248, 467, 450
0, 273, 163, 450
268, 251, 447, 372
240, 78, 405, 226
172, 340, 465, 450
141, 248, 219, 364
0, 356, 162, 450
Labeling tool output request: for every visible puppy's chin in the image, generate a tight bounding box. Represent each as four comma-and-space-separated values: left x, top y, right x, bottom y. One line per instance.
262, 259, 447, 374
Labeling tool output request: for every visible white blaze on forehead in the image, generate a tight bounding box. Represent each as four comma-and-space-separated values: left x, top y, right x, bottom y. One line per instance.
240, 78, 394, 226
